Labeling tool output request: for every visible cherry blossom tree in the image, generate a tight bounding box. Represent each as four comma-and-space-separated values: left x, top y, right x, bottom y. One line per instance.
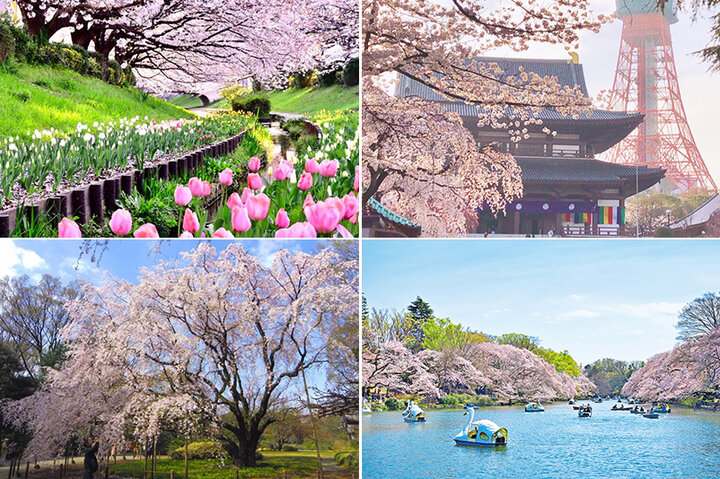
14, 0, 358, 93
362, 0, 610, 235
362, 341, 440, 399
2, 243, 357, 467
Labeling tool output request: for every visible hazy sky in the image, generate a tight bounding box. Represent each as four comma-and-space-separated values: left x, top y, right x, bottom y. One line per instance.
485, 0, 720, 182
362, 239, 720, 366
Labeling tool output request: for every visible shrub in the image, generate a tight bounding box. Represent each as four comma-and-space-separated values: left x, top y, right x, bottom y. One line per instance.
342, 57, 359, 87
294, 134, 318, 158
318, 68, 340, 87
654, 226, 673, 237
289, 71, 316, 89
334, 451, 358, 470
231, 92, 271, 117
9, 24, 34, 63
169, 441, 226, 460
385, 398, 403, 411
108, 59, 123, 84
0, 21, 16, 63
280, 445, 298, 452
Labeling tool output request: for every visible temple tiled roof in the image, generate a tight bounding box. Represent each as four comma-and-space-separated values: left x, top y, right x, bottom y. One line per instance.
518, 157, 666, 184
435, 102, 643, 122
367, 197, 421, 228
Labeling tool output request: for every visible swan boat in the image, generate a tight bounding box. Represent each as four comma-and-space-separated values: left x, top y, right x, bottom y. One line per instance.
403, 403, 427, 423
362, 399, 372, 415
524, 401, 545, 412
454, 406, 507, 447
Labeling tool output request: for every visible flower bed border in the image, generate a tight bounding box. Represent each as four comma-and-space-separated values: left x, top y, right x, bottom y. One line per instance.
0, 132, 247, 237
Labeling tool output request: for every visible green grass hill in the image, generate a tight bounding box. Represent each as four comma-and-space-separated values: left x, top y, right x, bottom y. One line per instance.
0, 63, 194, 140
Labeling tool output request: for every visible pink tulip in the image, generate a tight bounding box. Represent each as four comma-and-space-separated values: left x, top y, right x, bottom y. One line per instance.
109, 209, 132, 236
275, 222, 317, 238
354, 165, 359, 191
297, 172, 313, 191
188, 177, 205, 196
342, 193, 359, 223
273, 160, 294, 181
227, 192, 243, 210
335, 224, 353, 238
319, 159, 339, 178
246, 193, 270, 221
212, 228, 234, 238
303, 193, 315, 209
231, 206, 251, 233
304, 199, 343, 234
241, 187, 253, 204
305, 157, 321, 174
179, 231, 194, 238
58, 218, 81, 238
174, 185, 192, 206
183, 208, 200, 233
248, 156, 261, 172
219, 168, 233, 186
248, 173, 263, 190
275, 208, 290, 228
201, 180, 212, 196
133, 223, 159, 238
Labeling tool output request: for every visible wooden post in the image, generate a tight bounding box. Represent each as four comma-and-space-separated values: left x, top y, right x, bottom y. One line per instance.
234, 470, 239, 479
301, 367, 324, 479
170, 471, 174, 479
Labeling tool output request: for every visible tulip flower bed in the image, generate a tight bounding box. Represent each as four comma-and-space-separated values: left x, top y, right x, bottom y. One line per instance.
57, 110, 360, 238
0, 113, 255, 208
0, 113, 257, 236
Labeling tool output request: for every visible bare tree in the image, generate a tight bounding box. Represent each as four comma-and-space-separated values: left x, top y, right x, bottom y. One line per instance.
676, 292, 720, 341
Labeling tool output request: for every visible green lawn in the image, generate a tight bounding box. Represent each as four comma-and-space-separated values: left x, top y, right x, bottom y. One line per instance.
170, 86, 359, 115
0, 64, 194, 140
108, 451, 352, 479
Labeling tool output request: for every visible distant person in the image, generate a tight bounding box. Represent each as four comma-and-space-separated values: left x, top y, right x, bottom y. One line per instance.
1, 438, 7, 464
548, 229, 554, 237
83, 439, 99, 479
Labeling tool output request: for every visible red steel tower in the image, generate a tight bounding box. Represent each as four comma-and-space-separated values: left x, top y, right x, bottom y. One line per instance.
606, 0, 717, 192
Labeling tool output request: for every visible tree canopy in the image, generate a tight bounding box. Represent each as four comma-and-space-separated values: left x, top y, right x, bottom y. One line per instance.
676, 292, 720, 341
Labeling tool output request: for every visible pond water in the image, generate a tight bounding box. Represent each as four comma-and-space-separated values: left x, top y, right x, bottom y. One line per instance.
361, 402, 720, 478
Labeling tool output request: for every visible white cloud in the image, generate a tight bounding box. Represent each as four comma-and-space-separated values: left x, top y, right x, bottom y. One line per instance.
550, 309, 602, 323
58, 257, 104, 283
569, 294, 584, 302
0, 241, 47, 278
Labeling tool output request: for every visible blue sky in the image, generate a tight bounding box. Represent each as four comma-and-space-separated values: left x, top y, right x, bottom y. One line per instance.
0, 239, 328, 285
362, 239, 720, 365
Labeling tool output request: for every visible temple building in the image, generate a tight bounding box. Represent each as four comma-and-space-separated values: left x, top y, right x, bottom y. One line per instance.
394, 57, 666, 236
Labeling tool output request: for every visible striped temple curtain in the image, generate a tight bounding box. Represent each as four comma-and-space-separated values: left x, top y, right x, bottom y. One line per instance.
561, 207, 625, 225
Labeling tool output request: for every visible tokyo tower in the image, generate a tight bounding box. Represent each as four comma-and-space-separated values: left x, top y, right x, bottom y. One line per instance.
606, 0, 717, 192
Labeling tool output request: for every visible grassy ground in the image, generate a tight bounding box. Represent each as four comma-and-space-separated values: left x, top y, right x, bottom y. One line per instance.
171, 86, 359, 114
0, 63, 194, 140
105, 452, 353, 479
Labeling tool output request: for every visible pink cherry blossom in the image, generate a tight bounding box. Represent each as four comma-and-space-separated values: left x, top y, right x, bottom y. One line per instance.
109, 209, 132, 236
246, 193, 270, 221
183, 208, 200, 233
219, 168, 233, 186
133, 223, 159, 238
297, 172, 313, 191
319, 159, 339, 177
174, 185, 193, 206
248, 173, 263, 190
231, 206, 251, 233
275, 208, 290, 228
58, 218, 81, 238
275, 222, 317, 238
